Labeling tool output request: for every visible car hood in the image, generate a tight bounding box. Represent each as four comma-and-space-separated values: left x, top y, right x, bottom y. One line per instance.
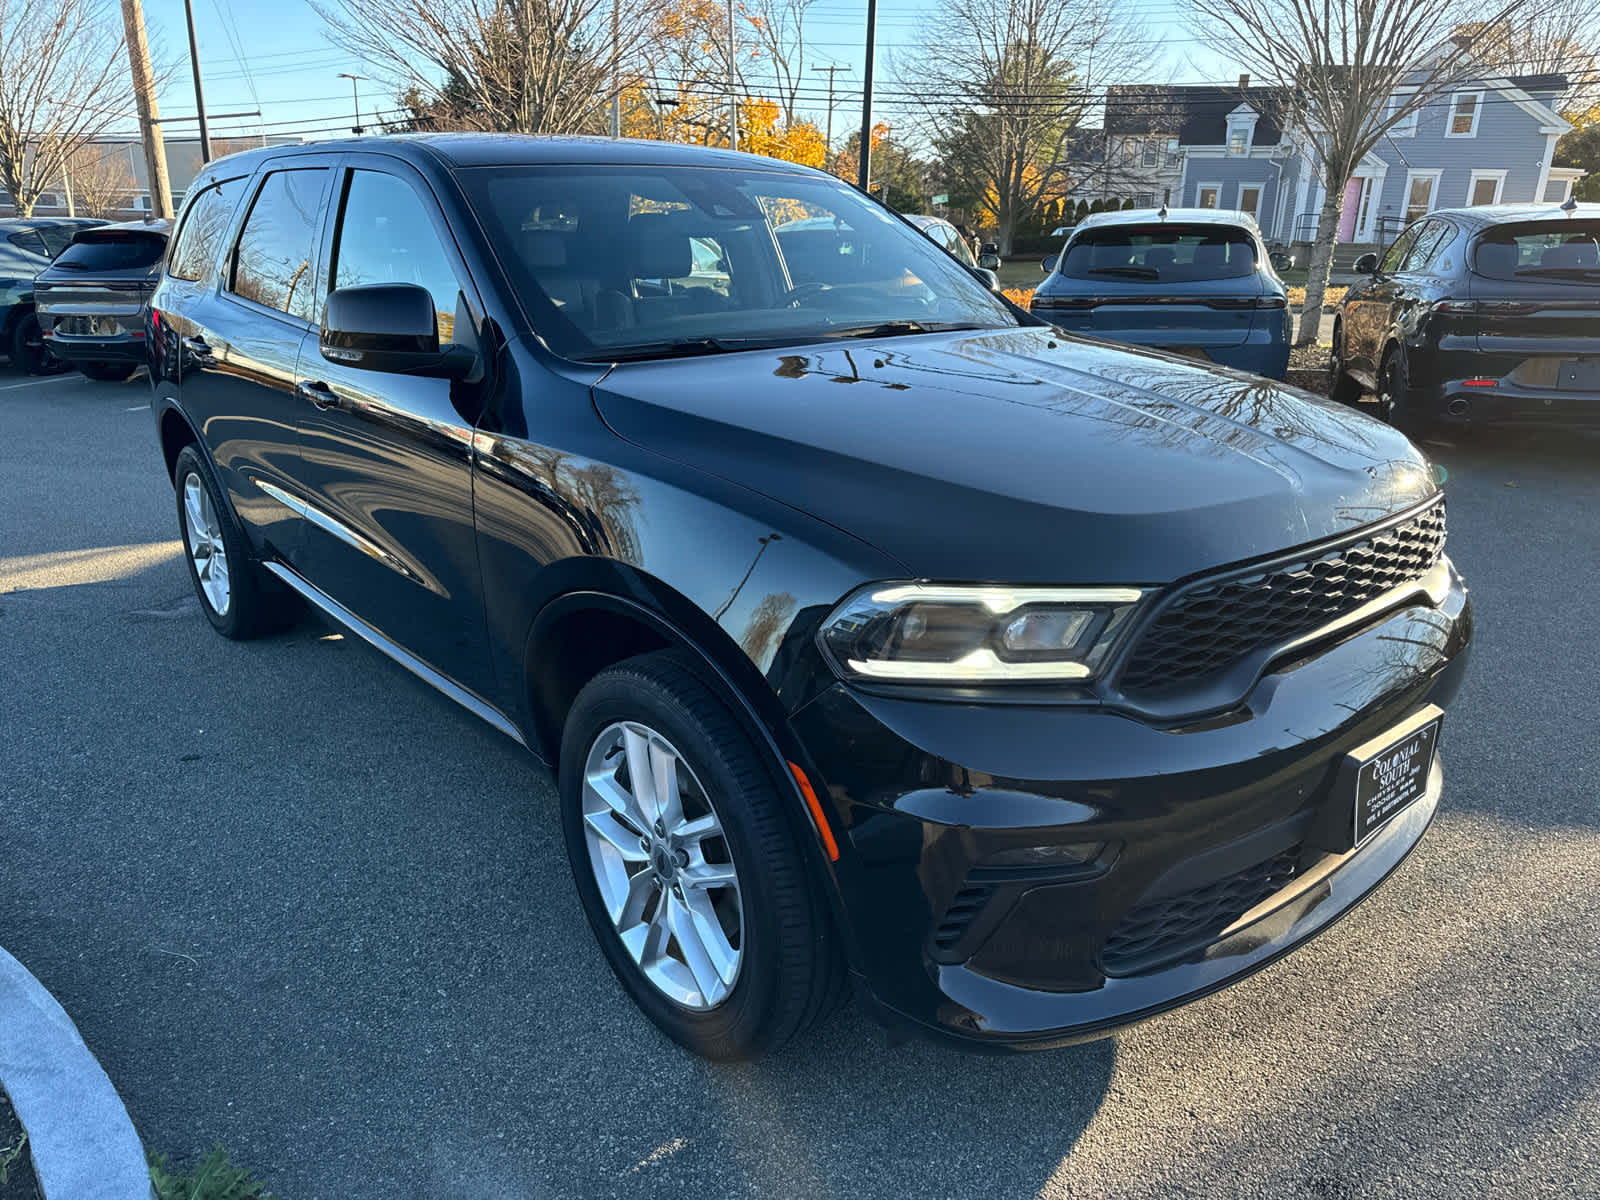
591, 326, 1438, 583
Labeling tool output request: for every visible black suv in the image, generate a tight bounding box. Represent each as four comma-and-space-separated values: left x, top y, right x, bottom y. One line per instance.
35, 219, 170, 381
147, 136, 1471, 1059
1333, 203, 1600, 430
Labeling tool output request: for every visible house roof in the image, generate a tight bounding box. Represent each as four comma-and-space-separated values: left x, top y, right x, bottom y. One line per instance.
1105, 85, 1287, 146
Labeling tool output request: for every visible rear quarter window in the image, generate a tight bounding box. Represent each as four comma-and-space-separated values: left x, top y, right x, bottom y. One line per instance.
1061, 224, 1257, 283
54, 233, 166, 271
169, 177, 245, 282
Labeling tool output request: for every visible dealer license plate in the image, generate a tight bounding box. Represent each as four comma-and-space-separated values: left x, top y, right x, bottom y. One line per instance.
1351, 715, 1441, 845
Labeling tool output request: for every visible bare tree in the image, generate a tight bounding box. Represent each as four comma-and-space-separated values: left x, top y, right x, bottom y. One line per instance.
0, 0, 131, 217
315, 0, 670, 135
913, 0, 1146, 254
745, 0, 814, 127
65, 141, 134, 216
1465, 0, 1599, 108
1189, 0, 1529, 344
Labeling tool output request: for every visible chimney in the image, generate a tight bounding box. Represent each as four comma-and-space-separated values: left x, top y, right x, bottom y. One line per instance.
1238, 74, 1250, 90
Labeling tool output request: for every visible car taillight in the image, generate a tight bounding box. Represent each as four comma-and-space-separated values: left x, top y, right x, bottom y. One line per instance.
1031, 296, 1099, 311
1432, 299, 1479, 314
1205, 296, 1286, 309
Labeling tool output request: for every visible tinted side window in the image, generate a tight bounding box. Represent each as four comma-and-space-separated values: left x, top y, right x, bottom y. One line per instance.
7, 230, 46, 258
37, 227, 79, 258
170, 178, 244, 282
1380, 226, 1420, 274
230, 169, 328, 321
331, 170, 462, 343
1401, 222, 1450, 273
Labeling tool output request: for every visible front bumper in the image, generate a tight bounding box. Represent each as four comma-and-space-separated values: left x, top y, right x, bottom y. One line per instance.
791, 559, 1471, 1047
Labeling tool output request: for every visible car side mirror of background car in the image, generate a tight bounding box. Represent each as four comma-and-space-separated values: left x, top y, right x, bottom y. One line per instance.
978, 252, 1001, 270
1353, 252, 1380, 275
971, 266, 1002, 292
1042, 253, 1058, 274
321, 283, 476, 379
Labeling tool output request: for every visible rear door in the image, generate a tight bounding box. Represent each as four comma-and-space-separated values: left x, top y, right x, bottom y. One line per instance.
1467, 219, 1600, 388
170, 160, 334, 565
291, 157, 494, 695
1343, 223, 1422, 378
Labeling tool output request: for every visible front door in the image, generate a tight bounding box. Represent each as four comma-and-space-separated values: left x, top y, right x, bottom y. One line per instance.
292, 159, 495, 699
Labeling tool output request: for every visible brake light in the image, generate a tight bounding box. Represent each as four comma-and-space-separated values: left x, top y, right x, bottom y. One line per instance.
1433, 299, 1480, 314
1462, 377, 1498, 388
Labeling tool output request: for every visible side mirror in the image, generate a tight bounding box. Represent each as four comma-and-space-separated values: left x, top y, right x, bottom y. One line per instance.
971, 266, 1001, 292
1042, 253, 1058, 274
320, 283, 474, 378
977, 252, 1000, 270
1353, 252, 1380, 275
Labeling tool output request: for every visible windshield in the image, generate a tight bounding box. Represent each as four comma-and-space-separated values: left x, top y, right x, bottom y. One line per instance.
1059, 223, 1257, 283
1473, 221, 1600, 282
54, 232, 166, 271
460, 163, 1019, 360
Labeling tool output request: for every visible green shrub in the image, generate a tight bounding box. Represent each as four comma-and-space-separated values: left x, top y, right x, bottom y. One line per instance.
149, 1146, 275, 1200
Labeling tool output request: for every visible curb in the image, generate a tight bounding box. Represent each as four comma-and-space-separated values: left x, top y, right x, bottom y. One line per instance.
0, 946, 151, 1199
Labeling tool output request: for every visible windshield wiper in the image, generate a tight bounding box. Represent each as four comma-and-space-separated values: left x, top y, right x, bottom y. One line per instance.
824, 320, 992, 339
581, 336, 757, 363
1086, 265, 1159, 279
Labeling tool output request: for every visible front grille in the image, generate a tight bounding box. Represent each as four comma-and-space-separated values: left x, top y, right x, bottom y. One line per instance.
1101, 848, 1302, 976
931, 884, 995, 953
1120, 502, 1446, 693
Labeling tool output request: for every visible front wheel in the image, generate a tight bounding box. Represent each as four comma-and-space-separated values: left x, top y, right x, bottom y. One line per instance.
1377, 347, 1431, 436
1328, 319, 1361, 406
559, 652, 845, 1060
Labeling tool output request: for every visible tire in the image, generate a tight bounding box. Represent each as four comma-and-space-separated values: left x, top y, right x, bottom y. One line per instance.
559, 651, 845, 1060
1328, 319, 1361, 406
10, 312, 66, 375
1377, 346, 1431, 436
172, 444, 293, 640
79, 360, 139, 382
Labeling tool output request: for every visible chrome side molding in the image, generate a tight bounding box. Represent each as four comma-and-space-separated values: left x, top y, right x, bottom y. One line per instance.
261, 561, 526, 748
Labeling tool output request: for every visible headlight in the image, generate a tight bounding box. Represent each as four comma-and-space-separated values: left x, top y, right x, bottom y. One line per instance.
818, 583, 1146, 684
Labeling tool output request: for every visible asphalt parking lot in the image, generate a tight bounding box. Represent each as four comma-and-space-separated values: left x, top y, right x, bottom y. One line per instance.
2, 370, 1598, 1199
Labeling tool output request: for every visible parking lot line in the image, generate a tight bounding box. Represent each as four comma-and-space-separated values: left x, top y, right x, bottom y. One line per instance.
0, 375, 80, 391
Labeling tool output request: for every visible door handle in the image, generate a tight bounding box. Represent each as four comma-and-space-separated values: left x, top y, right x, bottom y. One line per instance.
296, 380, 341, 410
181, 335, 213, 361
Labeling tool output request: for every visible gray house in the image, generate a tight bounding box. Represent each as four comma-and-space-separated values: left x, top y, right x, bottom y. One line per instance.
1193, 74, 1577, 253
1076, 73, 1581, 255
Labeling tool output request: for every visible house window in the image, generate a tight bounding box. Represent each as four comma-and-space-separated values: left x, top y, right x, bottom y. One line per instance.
1166, 139, 1179, 166
1448, 92, 1481, 137
1545, 178, 1574, 203
1468, 170, 1505, 206
1142, 141, 1158, 167
1135, 192, 1155, 207
35, 192, 59, 208
1385, 90, 1418, 136
1238, 185, 1262, 221
1404, 171, 1441, 221
1197, 184, 1221, 209
1227, 124, 1249, 155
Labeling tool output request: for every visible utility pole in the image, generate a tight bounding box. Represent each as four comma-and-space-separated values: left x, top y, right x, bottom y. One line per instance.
609, 0, 621, 137
812, 64, 848, 165
120, 0, 173, 219
338, 73, 366, 134
858, 0, 877, 193
183, 0, 212, 162
726, 0, 738, 152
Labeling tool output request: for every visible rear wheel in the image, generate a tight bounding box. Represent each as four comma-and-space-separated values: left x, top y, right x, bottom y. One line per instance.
173, 444, 293, 640
1328, 319, 1361, 405
1377, 347, 1430, 435
10, 312, 65, 375
560, 652, 844, 1060
79, 361, 139, 382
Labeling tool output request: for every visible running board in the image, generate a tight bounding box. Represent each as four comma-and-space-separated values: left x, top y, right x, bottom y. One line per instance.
262, 561, 526, 748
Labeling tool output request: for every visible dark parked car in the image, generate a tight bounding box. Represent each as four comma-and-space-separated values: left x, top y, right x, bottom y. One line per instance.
1031, 208, 1291, 379
35, 219, 170, 381
0, 216, 106, 372
1332, 203, 1600, 430
147, 136, 1470, 1059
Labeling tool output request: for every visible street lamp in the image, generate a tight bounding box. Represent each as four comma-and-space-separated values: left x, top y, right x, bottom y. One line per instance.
337, 73, 366, 135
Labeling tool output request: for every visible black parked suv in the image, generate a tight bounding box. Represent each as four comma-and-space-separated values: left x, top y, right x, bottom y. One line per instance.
1332, 203, 1600, 429
35, 219, 170, 381
147, 136, 1471, 1059
0, 216, 106, 372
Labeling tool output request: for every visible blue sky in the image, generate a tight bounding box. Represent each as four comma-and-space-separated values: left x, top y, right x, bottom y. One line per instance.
137, 0, 1240, 147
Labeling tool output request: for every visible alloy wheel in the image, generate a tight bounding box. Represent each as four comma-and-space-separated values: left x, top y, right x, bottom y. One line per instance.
1377, 355, 1402, 424
580, 721, 744, 1010
182, 471, 231, 615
